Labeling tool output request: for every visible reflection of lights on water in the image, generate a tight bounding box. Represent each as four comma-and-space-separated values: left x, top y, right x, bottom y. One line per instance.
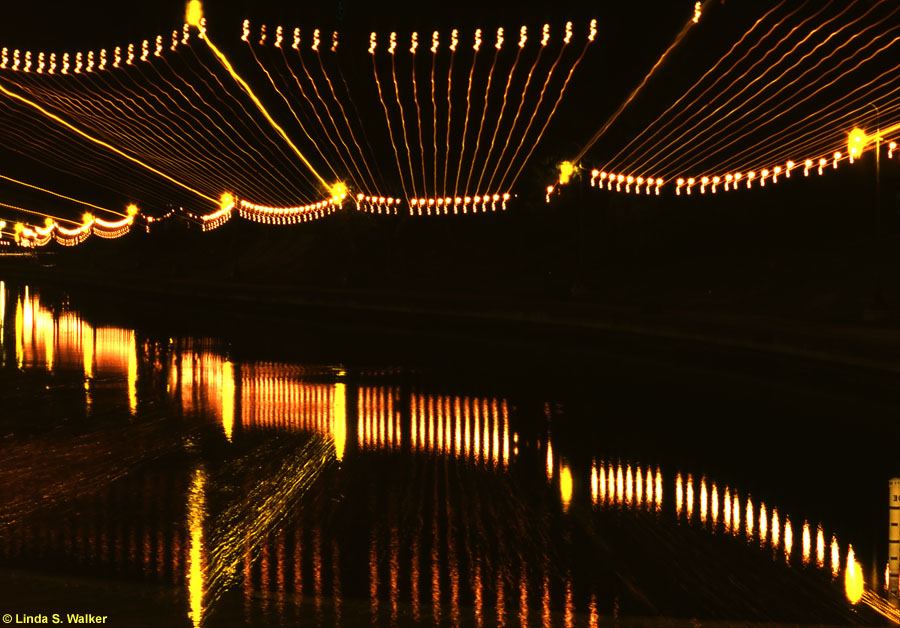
831, 536, 840, 578
591, 462, 599, 504
686, 474, 694, 520
616, 465, 624, 504
625, 465, 634, 505
745, 497, 754, 540
546, 441, 553, 481
599, 466, 607, 502
187, 465, 207, 628
844, 545, 864, 604
711, 483, 719, 527
784, 517, 793, 563
816, 525, 825, 569
732, 492, 740, 536
646, 468, 653, 508
759, 503, 768, 547
700, 477, 708, 524
655, 469, 662, 510
675, 473, 683, 517
772, 509, 781, 549
221, 360, 235, 442
723, 487, 731, 531
560, 463, 573, 511
332, 383, 346, 460
635, 466, 643, 505
802, 522, 811, 565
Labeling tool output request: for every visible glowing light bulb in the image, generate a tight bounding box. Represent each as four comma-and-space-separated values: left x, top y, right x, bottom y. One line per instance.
558, 161, 574, 185
785, 161, 794, 178
711, 176, 719, 193
833, 151, 841, 168
126, 203, 139, 216
541, 24, 550, 47
804, 159, 812, 176
760, 169, 768, 186
495, 27, 504, 50
847, 127, 867, 158
772, 166, 781, 183
368, 32, 376, 54
589, 18, 597, 42
889, 142, 896, 159
450, 29, 458, 52
700, 176, 708, 194
186, 0, 203, 27
293, 27, 301, 50
818, 158, 826, 175
725, 173, 733, 191
626, 175, 634, 193
519, 26, 527, 48
686, 177, 695, 195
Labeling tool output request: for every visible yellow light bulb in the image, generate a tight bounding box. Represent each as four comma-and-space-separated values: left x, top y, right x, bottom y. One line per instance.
186, 1, 203, 28
848, 127, 868, 156
558, 161, 575, 185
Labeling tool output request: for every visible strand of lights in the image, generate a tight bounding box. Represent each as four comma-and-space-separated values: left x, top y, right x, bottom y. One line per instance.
238, 192, 345, 225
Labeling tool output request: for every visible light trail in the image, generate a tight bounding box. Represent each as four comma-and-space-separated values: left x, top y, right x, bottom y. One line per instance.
0, 172, 121, 217
474, 26, 525, 194
187, 6, 330, 192
631, 2, 843, 178
604, 1, 787, 174
0, 200, 79, 224
442, 29, 458, 198
313, 44, 379, 194
389, 32, 419, 199
507, 22, 595, 191
409, 33, 429, 197
430, 31, 439, 197
572, 0, 713, 164
657, 2, 891, 179
0, 75, 216, 203
463, 28, 502, 197
495, 22, 572, 194
370, 33, 410, 202
484, 25, 548, 193
452, 28, 481, 200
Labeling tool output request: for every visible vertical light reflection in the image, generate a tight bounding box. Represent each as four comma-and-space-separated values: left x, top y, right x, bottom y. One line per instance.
591, 462, 599, 505
564, 574, 574, 628
502, 401, 509, 467
686, 474, 694, 520
491, 399, 499, 467
518, 565, 528, 628
0, 281, 4, 337
599, 465, 607, 503
389, 527, 399, 623
772, 509, 780, 549
831, 536, 840, 578
369, 531, 379, 620
82, 323, 94, 410
473, 398, 480, 463
625, 465, 634, 506
546, 441, 553, 482
454, 397, 462, 457
589, 594, 598, 628
463, 397, 471, 458
635, 466, 644, 505
607, 464, 615, 504
654, 468, 662, 510
723, 488, 731, 532
645, 468, 653, 509
186, 465, 207, 628
560, 463, 573, 511
745, 497, 754, 540
44, 311, 54, 372
221, 360, 235, 442
802, 522, 811, 565
759, 503, 768, 547
616, 465, 624, 504
473, 559, 483, 627
542, 573, 551, 628
496, 568, 506, 628
127, 331, 137, 414
15, 296, 23, 369
410, 394, 418, 451
784, 517, 793, 563
732, 492, 740, 536
332, 383, 346, 460
481, 399, 489, 464
816, 525, 825, 569
411, 538, 420, 622
844, 545, 864, 604
675, 473, 683, 518
711, 483, 719, 528
332, 540, 341, 625
700, 478, 708, 525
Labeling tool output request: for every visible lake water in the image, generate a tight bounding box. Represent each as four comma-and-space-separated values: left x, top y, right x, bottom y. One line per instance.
0, 278, 896, 627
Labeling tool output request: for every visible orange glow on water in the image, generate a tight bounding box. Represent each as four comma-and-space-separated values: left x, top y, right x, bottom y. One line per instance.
831, 536, 840, 578
686, 474, 694, 520
759, 503, 767, 547
626, 465, 634, 505
844, 546, 864, 604
616, 465, 624, 504
802, 522, 811, 565
186, 465, 207, 628
784, 517, 793, 563
591, 462, 599, 505
723, 487, 731, 531
654, 468, 662, 510
560, 463, 573, 511
699, 477, 708, 524
711, 482, 719, 526
745, 497, 754, 540
772, 509, 780, 549
816, 525, 825, 569
675, 473, 684, 517
732, 492, 740, 537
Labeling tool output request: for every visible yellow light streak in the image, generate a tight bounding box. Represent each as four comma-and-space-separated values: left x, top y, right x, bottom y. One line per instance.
190, 7, 329, 192
389, 33, 418, 199
371, 33, 410, 203
0, 81, 215, 203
